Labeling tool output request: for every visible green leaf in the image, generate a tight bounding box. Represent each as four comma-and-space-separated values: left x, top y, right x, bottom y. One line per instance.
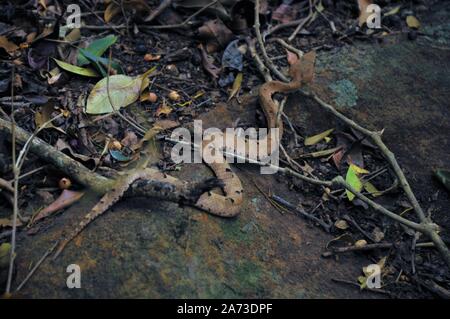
53, 59, 99, 77
363, 181, 381, 197
85, 68, 155, 114
228, 72, 243, 101
77, 35, 118, 66
78, 48, 123, 75
345, 164, 365, 201
304, 128, 334, 146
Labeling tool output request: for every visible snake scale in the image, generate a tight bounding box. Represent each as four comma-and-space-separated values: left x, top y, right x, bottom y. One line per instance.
54, 51, 316, 258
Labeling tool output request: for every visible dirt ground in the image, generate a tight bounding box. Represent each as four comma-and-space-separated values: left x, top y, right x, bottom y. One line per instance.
1, 1, 449, 299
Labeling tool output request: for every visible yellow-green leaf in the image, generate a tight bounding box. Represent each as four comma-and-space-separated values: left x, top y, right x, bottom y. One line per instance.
304, 128, 334, 146
228, 72, 243, 101
86, 68, 155, 114
0, 243, 12, 268
346, 164, 364, 201
363, 181, 381, 197
53, 58, 99, 77
406, 16, 420, 29
384, 5, 401, 17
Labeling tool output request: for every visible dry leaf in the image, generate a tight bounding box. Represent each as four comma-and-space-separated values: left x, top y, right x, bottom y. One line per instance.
357, 0, 373, 27
0, 36, 19, 54
335, 220, 349, 230
33, 190, 85, 223
406, 16, 420, 29
304, 128, 334, 146
156, 99, 172, 117
355, 239, 368, 248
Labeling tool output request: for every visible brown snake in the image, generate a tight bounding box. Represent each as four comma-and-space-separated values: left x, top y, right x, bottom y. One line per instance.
54, 51, 316, 258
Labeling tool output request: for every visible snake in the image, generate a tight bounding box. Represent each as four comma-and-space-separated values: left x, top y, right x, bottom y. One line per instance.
53, 51, 316, 258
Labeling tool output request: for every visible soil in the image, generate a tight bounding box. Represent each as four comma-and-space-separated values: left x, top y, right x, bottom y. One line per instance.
0, 0, 449, 298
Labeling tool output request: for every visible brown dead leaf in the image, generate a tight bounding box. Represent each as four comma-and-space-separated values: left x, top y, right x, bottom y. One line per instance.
357, 0, 373, 27
198, 43, 221, 79
198, 19, 234, 52
32, 190, 85, 223
0, 36, 19, 54
156, 99, 172, 117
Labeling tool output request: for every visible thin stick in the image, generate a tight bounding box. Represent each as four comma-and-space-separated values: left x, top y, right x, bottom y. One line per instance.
288, 0, 315, 42
14, 241, 59, 292
254, 0, 289, 82
84, 0, 218, 31
5, 66, 17, 295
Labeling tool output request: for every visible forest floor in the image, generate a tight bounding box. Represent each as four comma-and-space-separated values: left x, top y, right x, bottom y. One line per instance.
0, 0, 449, 298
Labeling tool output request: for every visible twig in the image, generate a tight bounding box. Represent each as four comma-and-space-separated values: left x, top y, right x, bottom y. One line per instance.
0, 177, 13, 193
288, 0, 315, 42
14, 241, 59, 292
246, 37, 272, 82
271, 194, 331, 232
254, 0, 289, 82
322, 242, 435, 257
83, 0, 218, 31
5, 66, 17, 295
144, 0, 173, 23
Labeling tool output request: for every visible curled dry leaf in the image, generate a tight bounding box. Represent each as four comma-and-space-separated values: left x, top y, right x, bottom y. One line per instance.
355, 239, 368, 248
198, 43, 221, 79
33, 190, 85, 223
198, 19, 234, 52
335, 219, 349, 230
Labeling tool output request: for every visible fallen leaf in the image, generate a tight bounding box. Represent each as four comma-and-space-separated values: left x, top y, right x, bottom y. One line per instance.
335, 220, 349, 230
222, 40, 244, 71
144, 53, 161, 61
0, 218, 23, 228
54, 58, 99, 77
0, 36, 19, 54
156, 100, 173, 117
384, 5, 401, 17
355, 239, 368, 248
198, 19, 234, 52
199, 43, 221, 79
33, 190, 85, 223
345, 163, 368, 201
304, 128, 334, 146
77, 35, 118, 66
104, 2, 121, 23
35, 103, 65, 134
228, 72, 243, 101
406, 15, 420, 29
272, 3, 299, 24
357, 0, 373, 27
363, 181, 381, 197
86, 67, 155, 114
